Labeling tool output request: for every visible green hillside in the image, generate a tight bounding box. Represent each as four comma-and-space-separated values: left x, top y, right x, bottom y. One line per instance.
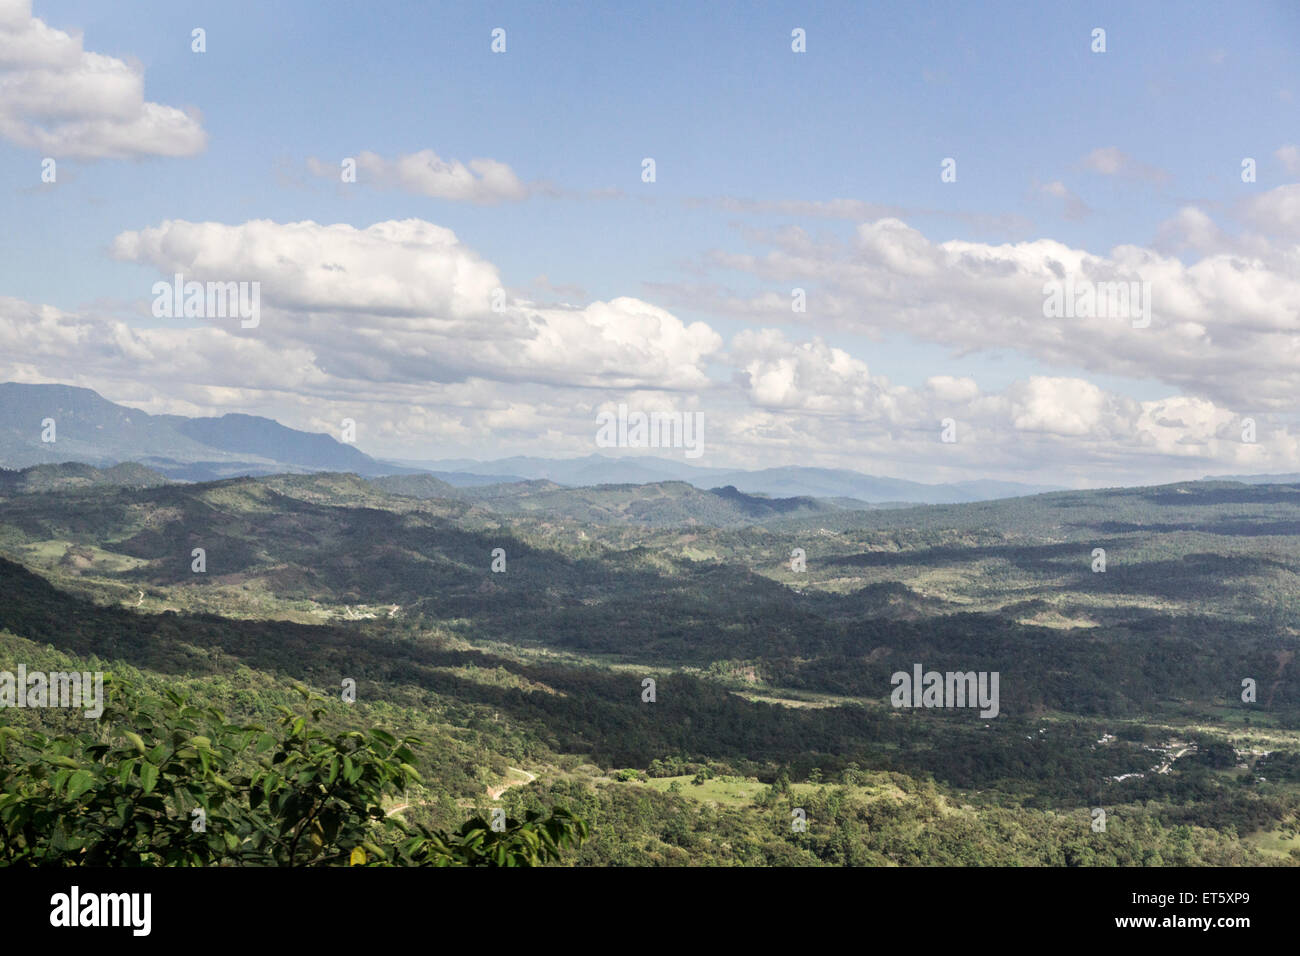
2, 473, 1298, 865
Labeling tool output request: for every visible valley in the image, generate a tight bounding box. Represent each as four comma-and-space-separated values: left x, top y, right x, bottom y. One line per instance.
1, 464, 1297, 865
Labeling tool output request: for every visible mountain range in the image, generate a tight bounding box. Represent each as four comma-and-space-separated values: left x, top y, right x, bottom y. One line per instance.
383, 453, 1065, 503
10, 381, 1287, 505
0, 382, 413, 480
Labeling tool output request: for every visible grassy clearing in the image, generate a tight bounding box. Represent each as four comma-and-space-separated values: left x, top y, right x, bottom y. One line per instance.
18, 539, 149, 573
1245, 825, 1300, 861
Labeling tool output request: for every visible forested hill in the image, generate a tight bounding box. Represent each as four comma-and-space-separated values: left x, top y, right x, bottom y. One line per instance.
1, 472, 1298, 865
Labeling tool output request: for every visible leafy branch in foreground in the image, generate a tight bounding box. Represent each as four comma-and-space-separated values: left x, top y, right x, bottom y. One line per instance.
0, 676, 585, 866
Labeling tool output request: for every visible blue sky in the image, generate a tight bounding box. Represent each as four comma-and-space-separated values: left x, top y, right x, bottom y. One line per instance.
1, 0, 1298, 484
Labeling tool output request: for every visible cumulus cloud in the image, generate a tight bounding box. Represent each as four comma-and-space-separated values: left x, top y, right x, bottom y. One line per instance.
112, 218, 504, 319
1239, 183, 1300, 238
729, 329, 903, 419
307, 150, 529, 203
2, 295, 1296, 484
1154, 206, 1231, 255
718, 328, 1297, 481
1006, 377, 1115, 436
687, 216, 1300, 410
925, 376, 980, 404
0, 295, 327, 395
110, 217, 722, 390
0, 0, 205, 158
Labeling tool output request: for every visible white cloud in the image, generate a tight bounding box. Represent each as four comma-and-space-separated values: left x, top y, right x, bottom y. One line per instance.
1006, 377, 1113, 436
1154, 206, 1230, 255
2, 295, 1296, 484
719, 329, 1298, 481
1239, 183, 1300, 238
730, 329, 902, 418
308, 149, 529, 203
0, 0, 205, 158
693, 215, 1300, 410
110, 217, 722, 390
925, 376, 980, 404
112, 218, 503, 319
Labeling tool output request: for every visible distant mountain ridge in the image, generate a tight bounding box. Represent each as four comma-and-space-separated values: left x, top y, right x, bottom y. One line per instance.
0, 382, 415, 480
384, 453, 1065, 504
1, 382, 1067, 502
450, 479, 860, 527
1202, 472, 1300, 485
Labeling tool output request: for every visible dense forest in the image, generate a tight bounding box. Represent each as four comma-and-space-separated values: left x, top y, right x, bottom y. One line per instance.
2, 466, 1298, 865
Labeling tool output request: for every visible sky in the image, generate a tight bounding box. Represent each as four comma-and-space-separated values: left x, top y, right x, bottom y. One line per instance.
1, 0, 1298, 487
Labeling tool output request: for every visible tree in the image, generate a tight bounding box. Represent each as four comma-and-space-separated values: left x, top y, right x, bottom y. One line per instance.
0, 676, 585, 867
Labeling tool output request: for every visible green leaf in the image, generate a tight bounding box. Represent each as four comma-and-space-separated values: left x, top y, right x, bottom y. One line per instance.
139, 762, 159, 795
117, 758, 137, 787
67, 770, 95, 799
